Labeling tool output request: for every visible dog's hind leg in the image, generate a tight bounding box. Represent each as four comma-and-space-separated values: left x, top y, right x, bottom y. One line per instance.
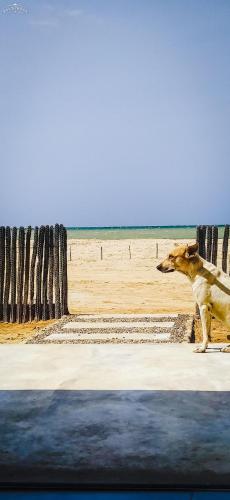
194, 304, 211, 353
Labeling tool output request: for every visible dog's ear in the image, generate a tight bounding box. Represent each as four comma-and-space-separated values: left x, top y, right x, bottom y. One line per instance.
185, 242, 199, 258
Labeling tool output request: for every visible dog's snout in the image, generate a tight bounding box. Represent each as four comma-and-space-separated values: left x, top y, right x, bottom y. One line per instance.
156, 264, 162, 271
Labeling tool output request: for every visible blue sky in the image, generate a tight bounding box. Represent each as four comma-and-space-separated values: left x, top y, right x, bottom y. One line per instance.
0, 0, 230, 227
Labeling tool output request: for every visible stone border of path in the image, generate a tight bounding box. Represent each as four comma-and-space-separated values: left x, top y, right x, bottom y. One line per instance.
27, 313, 194, 344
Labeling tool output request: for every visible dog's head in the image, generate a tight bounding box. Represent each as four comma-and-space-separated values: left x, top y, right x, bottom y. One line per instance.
156, 242, 201, 275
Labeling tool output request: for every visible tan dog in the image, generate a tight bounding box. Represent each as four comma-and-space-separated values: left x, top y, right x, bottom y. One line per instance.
157, 242, 230, 353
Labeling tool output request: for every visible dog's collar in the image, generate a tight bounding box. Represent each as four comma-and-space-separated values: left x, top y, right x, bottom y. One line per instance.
197, 266, 220, 285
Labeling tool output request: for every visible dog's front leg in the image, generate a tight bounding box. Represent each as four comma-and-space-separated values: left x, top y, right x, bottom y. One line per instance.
194, 304, 211, 353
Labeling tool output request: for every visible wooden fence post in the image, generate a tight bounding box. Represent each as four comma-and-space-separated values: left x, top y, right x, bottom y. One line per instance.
196, 225, 206, 258
42, 225, 50, 320
222, 224, 229, 273
0, 226, 5, 322
3, 227, 11, 322
63, 227, 69, 314
211, 225, 218, 266
35, 226, 45, 321
129, 245, 131, 259
200, 225, 206, 259
22, 226, 31, 323
60, 224, 65, 317
48, 226, 54, 319
60, 225, 68, 316
196, 225, 208, 316
54, 224, 61, 319
206, 225, 212, 262
156, 243, 158, 259
29, 227, 38, 321
196, 225, 200, 250
17, 226, 25, 323
10, 227, 17, 323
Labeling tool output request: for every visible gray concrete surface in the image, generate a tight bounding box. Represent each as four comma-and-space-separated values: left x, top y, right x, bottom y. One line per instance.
0, 388, 230, 487
0, 343, 229, 488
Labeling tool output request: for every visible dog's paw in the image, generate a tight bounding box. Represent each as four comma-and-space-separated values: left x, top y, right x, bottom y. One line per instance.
193, 345, 207, 353
220, 345, 230, 353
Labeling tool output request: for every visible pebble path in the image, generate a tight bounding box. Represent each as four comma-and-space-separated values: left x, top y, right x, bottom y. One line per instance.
28, 313, 193, 344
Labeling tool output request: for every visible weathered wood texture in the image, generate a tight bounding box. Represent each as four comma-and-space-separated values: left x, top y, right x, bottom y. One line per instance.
0, 224, 68, 323
222, 225, 229, 273
196, 225, 223, 266
196, 224, 229, 317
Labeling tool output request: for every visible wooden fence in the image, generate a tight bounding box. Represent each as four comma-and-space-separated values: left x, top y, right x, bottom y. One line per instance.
196, 224, 229, 317
196, 224, 229, 272
0, 224, 68, 323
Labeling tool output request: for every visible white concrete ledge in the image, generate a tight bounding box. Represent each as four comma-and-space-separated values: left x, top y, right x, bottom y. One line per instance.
0, 343, 229, 391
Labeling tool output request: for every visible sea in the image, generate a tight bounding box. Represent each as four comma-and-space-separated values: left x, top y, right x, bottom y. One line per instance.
66, 226, 225, 240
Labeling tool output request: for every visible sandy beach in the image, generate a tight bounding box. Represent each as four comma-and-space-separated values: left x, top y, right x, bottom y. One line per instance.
67, 238, 224, 315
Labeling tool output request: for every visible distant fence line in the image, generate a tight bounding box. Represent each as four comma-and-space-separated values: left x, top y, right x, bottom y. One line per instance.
0, 224, 68, 323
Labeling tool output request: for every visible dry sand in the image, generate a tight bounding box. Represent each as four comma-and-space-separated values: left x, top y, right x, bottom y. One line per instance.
0, 320, 57, 344
195, 318, 230, 344
68, 238, 224, 315
0, 238, 229, 343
